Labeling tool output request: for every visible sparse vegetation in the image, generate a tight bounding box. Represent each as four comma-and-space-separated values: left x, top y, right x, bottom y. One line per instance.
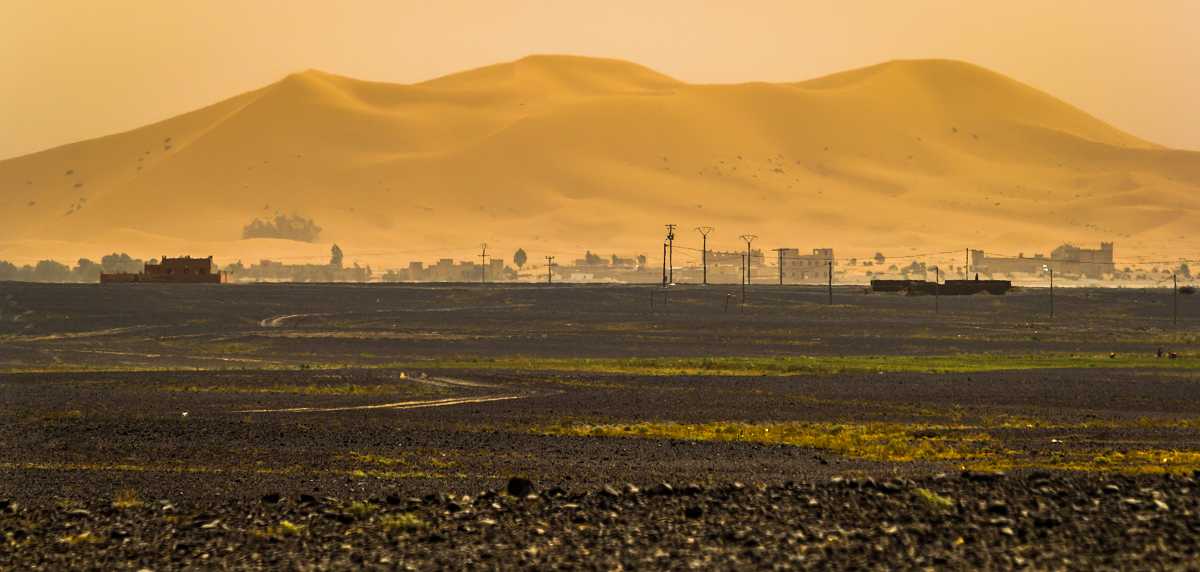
543, 421, 991, 463
381, 353, 1200, 377
379, 513, 426, 533
544, 418, 1200, 474
254, 520, 305, 540
915, 487, 955, 510
344, 501, 378, 520
57, 531, 100, 546
111, 488, 144, 509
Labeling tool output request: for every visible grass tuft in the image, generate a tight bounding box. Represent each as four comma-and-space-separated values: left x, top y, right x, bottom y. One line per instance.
111, 488, 143, 509
254, 520, 305, 540
379, 513, 427, 533
915, 487, 955, 510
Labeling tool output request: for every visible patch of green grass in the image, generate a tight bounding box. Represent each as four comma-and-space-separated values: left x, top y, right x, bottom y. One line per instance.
111, 488, 143, 509
543, 419, 1200, 475
543, 421, 992, 463
379, 513, 426, 533
345, 452, 408, 466
254, 520, 305, 540
379, 353, 1200, 377
344, 501, 378, 520
915, 487, 955, 510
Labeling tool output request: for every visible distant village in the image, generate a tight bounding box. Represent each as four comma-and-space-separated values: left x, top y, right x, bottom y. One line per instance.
1, 240, 1192, 286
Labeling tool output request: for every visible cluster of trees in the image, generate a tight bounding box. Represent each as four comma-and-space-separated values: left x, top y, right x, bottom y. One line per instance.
242, 214, 322, 242
0, 253, 147, 283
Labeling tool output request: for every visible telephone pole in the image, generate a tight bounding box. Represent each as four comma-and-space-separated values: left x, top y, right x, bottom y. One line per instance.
545, 256, 555, 284
1174, 273, 1179, 326
661, 243, 668, 286
934, 266, 940, 314
478, 243, 489, 284
696, 226, 714, 285
739, 234, 757, 286
772, 248, 790, 285
1043, 265, 1054, 320
965, 248, 970, 280
740, 253, 747, 306
827, 259, 833, 305
665, 224, 677, 285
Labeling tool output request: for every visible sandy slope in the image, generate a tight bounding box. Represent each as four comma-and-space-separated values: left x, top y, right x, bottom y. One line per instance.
1, 55, 1197, 268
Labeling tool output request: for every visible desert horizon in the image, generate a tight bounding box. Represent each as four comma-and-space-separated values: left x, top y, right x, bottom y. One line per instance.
2, 54, 1198, 280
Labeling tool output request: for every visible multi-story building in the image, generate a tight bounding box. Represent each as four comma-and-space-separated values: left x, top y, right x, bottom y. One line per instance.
971, 242, 1114, 279
779, 248, 834, 283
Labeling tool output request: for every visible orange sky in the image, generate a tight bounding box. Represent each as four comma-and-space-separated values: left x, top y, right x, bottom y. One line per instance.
2, 0, 1197, 160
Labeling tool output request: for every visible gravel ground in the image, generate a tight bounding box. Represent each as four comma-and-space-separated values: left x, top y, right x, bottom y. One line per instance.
3, 284, 1200, 568
5, 472, 1200, 570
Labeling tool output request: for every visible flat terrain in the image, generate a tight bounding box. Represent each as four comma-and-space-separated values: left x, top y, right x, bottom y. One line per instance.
2, 282, 1200, 568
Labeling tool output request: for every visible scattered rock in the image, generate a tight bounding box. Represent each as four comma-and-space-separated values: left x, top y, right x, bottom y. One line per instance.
648, 483, 675, 496
962, 470, 1006, 483
506, 477, 534, 498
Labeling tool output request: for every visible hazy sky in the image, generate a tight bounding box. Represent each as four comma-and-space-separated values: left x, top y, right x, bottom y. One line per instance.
2, 0, 1197, 159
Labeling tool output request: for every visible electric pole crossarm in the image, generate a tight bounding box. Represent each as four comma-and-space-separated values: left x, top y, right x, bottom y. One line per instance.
739, 234, 757, 286
478, 243, 489, 284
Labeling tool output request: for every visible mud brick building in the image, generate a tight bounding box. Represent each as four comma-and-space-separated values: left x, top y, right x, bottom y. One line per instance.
100, 256, 226, 283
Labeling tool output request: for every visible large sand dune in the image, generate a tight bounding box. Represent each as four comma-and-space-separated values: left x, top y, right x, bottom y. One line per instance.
2, 55, 1197, 268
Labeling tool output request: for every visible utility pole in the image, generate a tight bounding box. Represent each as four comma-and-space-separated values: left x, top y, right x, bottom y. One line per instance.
1174, 273, 1179, 326
965, 248, 969, 280
827, 259, 833, 305
661, 243, 668, 286
772, 248, 787, 285
740, 254, 747, 306
1044, 264, 1054, 320
934, 266, 940, 314
478, 243, 489, 284
696, 226, 714, 285
739, 234, 757, 286
665, 224, 677, 285
545, 256, 555, 284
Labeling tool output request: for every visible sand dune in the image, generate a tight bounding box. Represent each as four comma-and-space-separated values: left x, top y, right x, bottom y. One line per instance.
2, 55, 1197, 268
